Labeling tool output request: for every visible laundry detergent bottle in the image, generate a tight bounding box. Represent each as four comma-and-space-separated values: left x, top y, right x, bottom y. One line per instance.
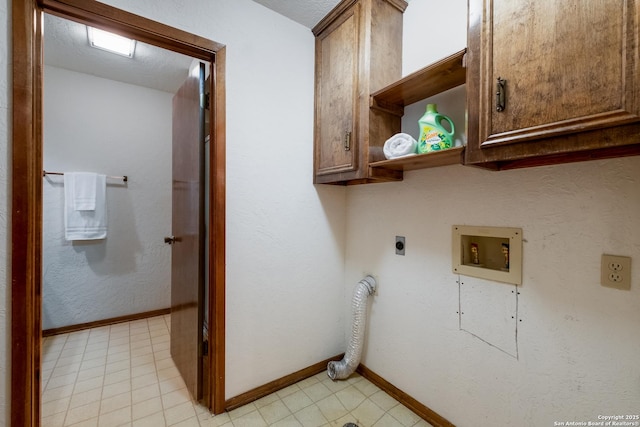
417, 104, 455, 153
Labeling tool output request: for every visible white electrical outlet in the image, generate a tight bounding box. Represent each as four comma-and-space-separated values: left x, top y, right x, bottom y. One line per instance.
601, 254, 632, 290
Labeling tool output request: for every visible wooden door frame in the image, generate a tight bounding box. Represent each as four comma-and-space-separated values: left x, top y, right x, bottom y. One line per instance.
11, 0, 226, 424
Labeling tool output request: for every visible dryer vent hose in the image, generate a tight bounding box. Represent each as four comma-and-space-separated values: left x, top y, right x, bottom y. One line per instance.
328, 275, 376, 380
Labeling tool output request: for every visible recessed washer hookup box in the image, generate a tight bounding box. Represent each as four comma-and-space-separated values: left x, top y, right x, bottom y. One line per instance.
452, 225, 523, 285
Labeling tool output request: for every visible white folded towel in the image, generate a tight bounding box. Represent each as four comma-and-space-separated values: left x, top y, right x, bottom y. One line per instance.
64, 172, 107, 240
383, 133, 418, 159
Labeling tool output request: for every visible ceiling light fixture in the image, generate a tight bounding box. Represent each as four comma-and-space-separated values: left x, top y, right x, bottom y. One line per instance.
87, 27, 136, 58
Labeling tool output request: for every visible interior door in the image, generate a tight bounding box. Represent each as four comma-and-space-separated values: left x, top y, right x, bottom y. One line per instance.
170, 62, 206, 400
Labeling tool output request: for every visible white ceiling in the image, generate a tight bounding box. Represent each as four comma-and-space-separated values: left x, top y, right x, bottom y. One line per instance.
43, 13, 196, 94
251, 0, 341, 28
43, 1, 342, 94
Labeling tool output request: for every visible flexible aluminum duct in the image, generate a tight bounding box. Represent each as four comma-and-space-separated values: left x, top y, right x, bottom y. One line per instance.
328, 275, 377, 380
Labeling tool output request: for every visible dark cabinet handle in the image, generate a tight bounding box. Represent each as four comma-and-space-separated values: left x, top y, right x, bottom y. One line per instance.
496, 77, 506, 112
344, 131, 351, 151
164, 236, 176, 244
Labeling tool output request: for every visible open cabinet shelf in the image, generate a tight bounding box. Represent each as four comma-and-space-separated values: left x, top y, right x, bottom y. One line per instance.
368, 49, 467, 174
370, 48, 467, 117
369, 146, 465, 171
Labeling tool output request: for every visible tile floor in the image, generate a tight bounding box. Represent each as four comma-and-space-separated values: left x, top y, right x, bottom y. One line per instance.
41, 315, 432, 427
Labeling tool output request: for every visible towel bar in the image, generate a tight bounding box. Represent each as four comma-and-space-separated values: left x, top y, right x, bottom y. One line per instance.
43, 170, 128, 183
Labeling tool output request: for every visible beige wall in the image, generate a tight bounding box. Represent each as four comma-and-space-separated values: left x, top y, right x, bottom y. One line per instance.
0, 1, 347, 423
343, 1, 640, 425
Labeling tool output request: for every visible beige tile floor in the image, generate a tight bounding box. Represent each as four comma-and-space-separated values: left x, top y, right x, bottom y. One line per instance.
41, 315, 432, 427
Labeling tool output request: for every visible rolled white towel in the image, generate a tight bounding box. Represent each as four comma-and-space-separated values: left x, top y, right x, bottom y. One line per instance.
383, 133, 418, 159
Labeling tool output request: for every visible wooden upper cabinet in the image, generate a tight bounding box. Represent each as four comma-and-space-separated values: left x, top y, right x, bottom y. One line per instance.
466, 0, 640, 169
313, 0, 407, 184
315, 4, 359, 178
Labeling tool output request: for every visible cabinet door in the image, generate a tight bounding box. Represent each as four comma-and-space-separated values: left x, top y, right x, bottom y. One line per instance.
314, 4, 359, 179
467, 0, 640, 163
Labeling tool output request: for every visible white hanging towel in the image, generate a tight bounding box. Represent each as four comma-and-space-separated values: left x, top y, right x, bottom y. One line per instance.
64, 172, 107, 240
71, 172, 97, 210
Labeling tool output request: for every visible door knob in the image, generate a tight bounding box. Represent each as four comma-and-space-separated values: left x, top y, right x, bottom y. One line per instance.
164, 236, 176, 244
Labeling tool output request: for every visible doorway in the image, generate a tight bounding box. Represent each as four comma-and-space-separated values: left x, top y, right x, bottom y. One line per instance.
11, 1, 226, 425
40, 13, 190, 334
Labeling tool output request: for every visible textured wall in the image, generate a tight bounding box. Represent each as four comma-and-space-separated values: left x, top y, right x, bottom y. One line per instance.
42, 65, 173, 329
98, 0, 347, 398
346, 159, 640, 426
1, 0, 348, 413
344, 1, 640, 426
